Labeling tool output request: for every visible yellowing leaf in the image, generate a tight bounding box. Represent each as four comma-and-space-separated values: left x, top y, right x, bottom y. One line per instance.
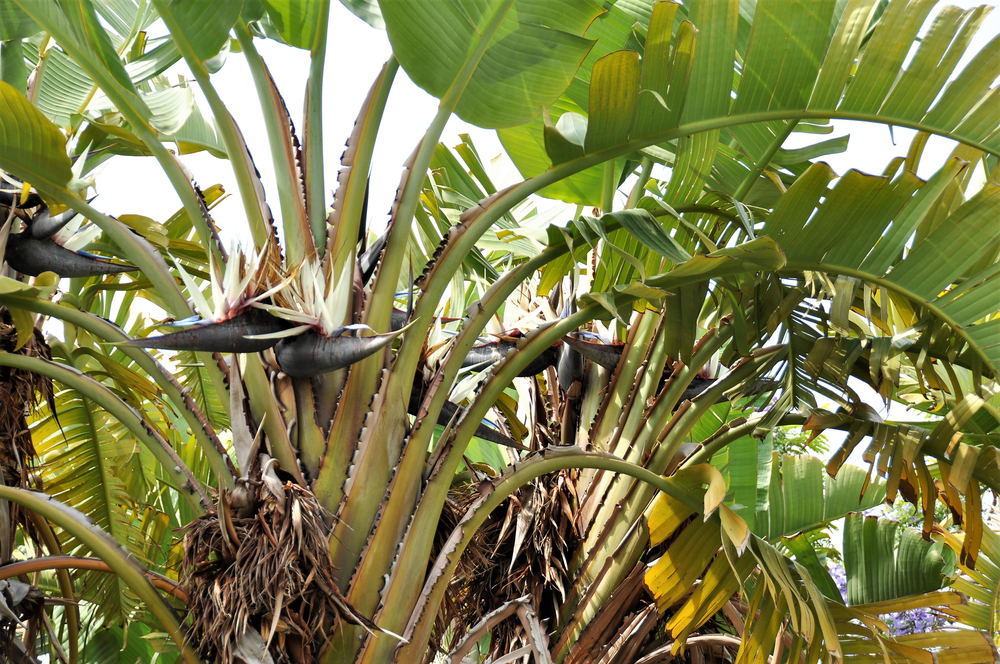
674, 463, 727, 518
644, 518, 720, 611
648, 491, 694, 546
719, 503, 749, 554
8, 305, 33, 350
0, 80, 73, 193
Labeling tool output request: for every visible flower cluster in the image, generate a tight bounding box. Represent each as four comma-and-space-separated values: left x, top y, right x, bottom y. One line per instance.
881, 608, 946, 636
827, 562, 948, 636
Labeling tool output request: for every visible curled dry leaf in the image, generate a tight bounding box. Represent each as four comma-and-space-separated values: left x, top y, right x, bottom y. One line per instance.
181, 482, 379, 663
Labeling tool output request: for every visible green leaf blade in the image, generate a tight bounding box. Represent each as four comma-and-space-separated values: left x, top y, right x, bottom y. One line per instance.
380, 0, 601, 128
0, 80, 73, 191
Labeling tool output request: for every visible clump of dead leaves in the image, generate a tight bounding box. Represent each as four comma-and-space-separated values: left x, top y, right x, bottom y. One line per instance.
0, 310, 51, 493
433, 469, 580, 658
0, 309, 51, 661
181, 481, 377, 664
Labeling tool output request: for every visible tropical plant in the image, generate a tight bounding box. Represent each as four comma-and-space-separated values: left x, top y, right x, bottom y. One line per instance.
0, 0, 998, 662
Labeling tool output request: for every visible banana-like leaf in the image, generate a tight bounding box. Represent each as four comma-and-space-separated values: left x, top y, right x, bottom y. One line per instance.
939, 523, 1000, 641
495, 0, 999, 207
338, 0, 382, 29
0, 80, 73, 191
719, 439, 887, 540
82, 621, 159, 664
764, 158, 1000, 378
843, 513, 957, 605
0, 0, 36, 40
261, 0, 325, 50
31, 389, 149, 622
380, 0, 602, 129
156, 0, 240, 62
804, 405, 1000, 568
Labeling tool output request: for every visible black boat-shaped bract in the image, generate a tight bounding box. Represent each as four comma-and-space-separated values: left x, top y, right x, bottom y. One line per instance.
275, 328, 401, 378
562, 336, 625, 371
29, 205, 82, 240
122, 308, 292, 353
5, 232, 138, 278
461, 339, 560, 377
0, 189, 42, 209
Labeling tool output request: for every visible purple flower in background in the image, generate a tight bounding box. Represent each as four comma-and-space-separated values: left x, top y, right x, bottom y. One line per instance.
754, 393, 780, 413
827, 562, 947, 636
828, 561, 848, 601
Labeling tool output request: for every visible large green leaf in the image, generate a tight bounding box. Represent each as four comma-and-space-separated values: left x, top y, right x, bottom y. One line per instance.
497, 0, 1000, 208
157, 0, 242, 61
498, 96, 619, 204
380, 0, 602, 128
82, 622, 158, 664
0, 0, 37, 39
942, 524, 1000, 639
843, 513, 957, 605
339, 0, 382, 29
720, 439, 886, 540
763, 158, 1000, 379
24, 35, 184, 129
32, 388, 153, 623
0, 80, 73, 190
262, 0, 325, 49
732, 0, 838, 114
20, 0, 152, 121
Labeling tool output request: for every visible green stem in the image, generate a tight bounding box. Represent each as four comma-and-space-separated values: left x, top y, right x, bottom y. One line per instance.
657, 347, 783, 463
395, 447, 703, 660
0, 295, 234, 488
304, 0, 332, 253
313, 99, 456, 516
329, 238, 584, 621
626, 157, 653, 208
328, 58, 398, 322
151, 0, 269, 250
0, 487, 203, 663
241, 354, 306, 486
736, 120, 798, 201
553, 329, 736, 641
356, 309, 595, 664
313, 1, 518, 541
344, 211, 736, 643
234, 22, 313, 265
366, 0, 517, 335
0, 353, 208, 513
658, 204, 742, 224
601, 160, 616, 213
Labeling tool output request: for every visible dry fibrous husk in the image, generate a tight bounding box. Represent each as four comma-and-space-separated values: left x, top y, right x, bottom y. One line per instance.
432, 470, 581, 657
0, 310, 50, 661
182, 482, 375, 664
0, 311, 51, 488
0, 311, 51, 569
